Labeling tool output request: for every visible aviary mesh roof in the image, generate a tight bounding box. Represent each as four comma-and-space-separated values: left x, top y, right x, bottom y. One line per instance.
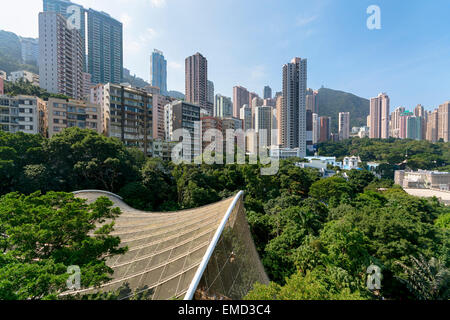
71, 191, 235, 299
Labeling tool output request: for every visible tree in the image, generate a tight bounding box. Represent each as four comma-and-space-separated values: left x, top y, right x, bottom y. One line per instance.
0, 192, 127, 299
395, 255, 450, 300
309, 177, 353, 207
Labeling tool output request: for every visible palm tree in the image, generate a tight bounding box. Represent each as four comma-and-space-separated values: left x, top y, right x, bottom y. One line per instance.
395, 255, 450, 300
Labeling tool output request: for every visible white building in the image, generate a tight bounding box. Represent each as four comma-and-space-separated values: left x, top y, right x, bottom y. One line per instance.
240, 104, 252, 131
0, 95, 46, 135
338, 112, 350, 141
39, 12, 84, 100
9, 70, 40, 86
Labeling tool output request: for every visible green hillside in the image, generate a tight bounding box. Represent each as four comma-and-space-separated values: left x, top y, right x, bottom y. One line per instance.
317, 87, 369, 132
0, 30, 38, 75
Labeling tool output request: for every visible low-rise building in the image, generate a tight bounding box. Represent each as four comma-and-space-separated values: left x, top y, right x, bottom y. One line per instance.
269, 147, 301, 160
395, 170, 450, 191
46, 98, 102, 137
0, 95, 46, 135
9, 70, 39, 86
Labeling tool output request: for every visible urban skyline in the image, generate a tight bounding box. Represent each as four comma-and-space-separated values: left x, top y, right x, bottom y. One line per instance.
2, 0, 450, 109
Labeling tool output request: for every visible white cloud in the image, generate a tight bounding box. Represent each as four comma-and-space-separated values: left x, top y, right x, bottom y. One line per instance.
168, 61, 183, 70
139, 28, 158, 42
150, 0, 167, 8
296, 15, 318, 27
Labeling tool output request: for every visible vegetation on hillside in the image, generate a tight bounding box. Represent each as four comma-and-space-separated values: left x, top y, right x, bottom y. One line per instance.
0, 30, 38, 75
317, 137, 450, 178
317, 87, 369, 132
3, 80, 71, 100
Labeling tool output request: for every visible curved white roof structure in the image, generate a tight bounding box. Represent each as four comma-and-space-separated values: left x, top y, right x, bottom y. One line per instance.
69, 190, 269, 300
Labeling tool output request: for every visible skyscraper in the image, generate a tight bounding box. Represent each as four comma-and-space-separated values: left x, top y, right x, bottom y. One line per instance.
233, 86, 249, 118
240, 104, 252, 131
214, 94, 233, 118
338, 112, 350, 141
207, 80, 214, 105
438, 102, 450, 142
426, 110, 439, 142
312, 113, 320, 144
43, 0, 124, 83
282, 57, 307, 157
369, 93, 390, 139
150, 49, 167, 94
399, 111, 413, 139
87, 9, 123, 84
391, 106, 405, 138
43, 0, 86, 69
263, 86, 272, 100
306, 88, 318, 114
39, 12, 84, 100
254, 106, 273, 146
185, 53, 210, 114
319, 117, 331, 142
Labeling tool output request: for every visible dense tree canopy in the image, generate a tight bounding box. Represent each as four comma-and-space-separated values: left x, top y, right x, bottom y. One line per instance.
0, 192, 126, 299
1, 129, 449, 300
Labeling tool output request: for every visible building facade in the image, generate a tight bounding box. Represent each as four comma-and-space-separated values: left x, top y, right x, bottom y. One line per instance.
233, 85, 249, 119
39, 12, 85, 100
438, 102, 450, 142
395, 170, 450, 191
319, 116, 331, 142
19, 37, 39, 65
100, 83, 153, 154
263, 85, 272, 100
214, 94, 233, 118
185, 53, 210, 115
46, 97, 102, 137
150, 49, 167, 94
338, 112, 350, 141
87, 9, 123, 85
0, 95, 46, 135
369, 93, 390, 139
281, 57, 307, 158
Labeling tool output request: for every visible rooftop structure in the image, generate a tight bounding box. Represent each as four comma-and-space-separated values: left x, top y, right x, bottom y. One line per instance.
67, 190, 268, 300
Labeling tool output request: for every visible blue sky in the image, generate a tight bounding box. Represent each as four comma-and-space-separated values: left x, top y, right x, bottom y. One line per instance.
1, 0, 449, 110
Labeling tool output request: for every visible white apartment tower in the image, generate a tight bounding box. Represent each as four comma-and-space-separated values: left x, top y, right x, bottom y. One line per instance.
338, 112, 350, 141
282, 57, 307, 158
39, 12, 84, 100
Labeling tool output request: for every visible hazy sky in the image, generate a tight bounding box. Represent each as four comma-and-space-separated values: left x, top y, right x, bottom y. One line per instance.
1, 0, 449, 110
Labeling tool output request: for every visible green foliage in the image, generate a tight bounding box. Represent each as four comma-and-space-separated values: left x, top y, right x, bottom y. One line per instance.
318, 137, 450, 177
245, 267, 369, 300
0, 192, 126, 299
0, 128, 140, 194
0, 30, 38, 74
3, 80, 70, 100
309, 176, 353, 206
395, 255, 450, 300
317, 87, 369, 132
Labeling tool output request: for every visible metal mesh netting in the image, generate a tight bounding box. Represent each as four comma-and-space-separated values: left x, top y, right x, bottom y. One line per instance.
69, 191, 233, 300
194, 194, 269, 300
69, 190, 268, 300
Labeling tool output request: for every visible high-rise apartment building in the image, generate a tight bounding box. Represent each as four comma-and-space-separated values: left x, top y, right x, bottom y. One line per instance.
0, 95, 46, 135
99, 83, 153, 154
152, 94, 173, 140
263, 86, 272, 100
44, 0, 123, 84
207, 80, 214, 105
39, 12, 84, 100
426, 110, 439, 142
240, 104, 252, 131
399, 111, 413, 139
233, 86, 249, 118
254, 106, 273, 146
165, 101, 201, 161
282, 57, 307, 158
276, 95, 284, 146
150, 49, 167, 94
214, 94, 233, 118
406, 116, 423, 140
338, 112, 350, 141
87, 9, 123, 84
391, 107, 405, 138
369, 93, 390, 139
438, 102, 450, 142
46, 97, 102, 137
312, 113, 320, 144
306, 88, 318, 114
185, 53, 210, 114
19, 37, 39, 65
319, 117, 331, 142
